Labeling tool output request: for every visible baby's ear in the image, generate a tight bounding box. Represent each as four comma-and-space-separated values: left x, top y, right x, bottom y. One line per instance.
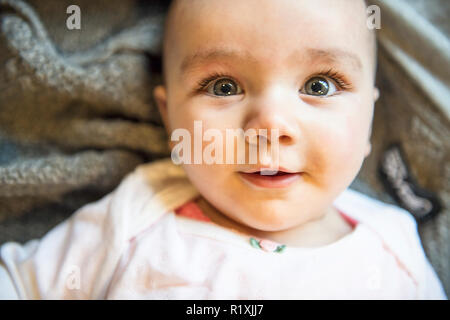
153, 85, 170, 132
373, 87, 380, 102
364, 142, 372, 158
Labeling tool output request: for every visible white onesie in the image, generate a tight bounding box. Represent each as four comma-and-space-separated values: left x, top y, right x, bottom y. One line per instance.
0, 158, 446, 299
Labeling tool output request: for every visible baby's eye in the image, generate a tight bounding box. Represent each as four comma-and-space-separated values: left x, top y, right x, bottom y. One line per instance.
206, 78, 243, 96
302, 77, 337, 96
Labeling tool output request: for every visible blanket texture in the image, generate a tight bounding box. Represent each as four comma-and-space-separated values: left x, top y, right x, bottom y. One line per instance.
0, 0, 448, 295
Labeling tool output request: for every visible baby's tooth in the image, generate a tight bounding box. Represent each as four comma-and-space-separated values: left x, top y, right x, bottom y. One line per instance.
260, 168, 278, 176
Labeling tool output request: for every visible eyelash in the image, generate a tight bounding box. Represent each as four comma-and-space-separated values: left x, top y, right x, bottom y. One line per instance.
195, 72, 233, 93
194, 68, 353, 95
314, 68, 353, 91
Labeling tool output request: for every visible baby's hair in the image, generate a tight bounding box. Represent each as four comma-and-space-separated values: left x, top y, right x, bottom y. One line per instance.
158, 0, 377, 86
158, 0, 175, 87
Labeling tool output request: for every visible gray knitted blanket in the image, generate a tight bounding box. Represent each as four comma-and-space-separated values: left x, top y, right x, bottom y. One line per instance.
0, 0, 448, 295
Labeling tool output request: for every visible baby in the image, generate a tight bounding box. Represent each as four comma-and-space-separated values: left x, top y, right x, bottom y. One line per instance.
0, 0, 446, 299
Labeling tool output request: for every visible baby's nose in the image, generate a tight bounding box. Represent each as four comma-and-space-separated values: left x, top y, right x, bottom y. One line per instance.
243, 110, 299, 146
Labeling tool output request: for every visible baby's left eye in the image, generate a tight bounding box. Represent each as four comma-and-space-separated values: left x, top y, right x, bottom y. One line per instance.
206, 78, 243, 96
302, 77, 337, 96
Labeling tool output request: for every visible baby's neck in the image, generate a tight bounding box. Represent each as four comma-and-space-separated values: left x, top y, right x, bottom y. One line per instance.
194, 197, 354, 248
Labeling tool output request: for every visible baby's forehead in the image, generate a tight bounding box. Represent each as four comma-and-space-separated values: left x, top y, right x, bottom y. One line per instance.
163, 0, 375, 80
165, 0, 370, 41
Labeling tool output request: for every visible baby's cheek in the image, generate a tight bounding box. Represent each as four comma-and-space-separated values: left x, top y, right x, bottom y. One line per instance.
310, 119, 364, 187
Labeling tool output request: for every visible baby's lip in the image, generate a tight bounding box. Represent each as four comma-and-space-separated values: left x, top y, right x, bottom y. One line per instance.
238, 170, 303, 188
239, 166, 300, 175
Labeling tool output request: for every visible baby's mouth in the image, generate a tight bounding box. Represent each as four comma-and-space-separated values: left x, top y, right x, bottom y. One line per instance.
238, 169, 303, 188
252, 170, 289, 176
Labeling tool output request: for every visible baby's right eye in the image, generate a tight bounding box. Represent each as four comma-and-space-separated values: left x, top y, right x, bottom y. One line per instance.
205, 78, 243, 96
303, 77, 337, 97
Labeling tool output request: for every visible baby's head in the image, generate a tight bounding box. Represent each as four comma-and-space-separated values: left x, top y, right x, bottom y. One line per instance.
153, 0, 379, 231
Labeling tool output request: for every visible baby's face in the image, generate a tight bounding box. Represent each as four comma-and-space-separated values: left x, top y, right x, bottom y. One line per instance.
154, 0, 379, 231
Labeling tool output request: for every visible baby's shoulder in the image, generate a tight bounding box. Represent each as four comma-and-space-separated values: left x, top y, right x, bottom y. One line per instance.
336, 189, 430, 280
336, 188, 424, 267
336, 188, 446, 299
110, 158, 199, 238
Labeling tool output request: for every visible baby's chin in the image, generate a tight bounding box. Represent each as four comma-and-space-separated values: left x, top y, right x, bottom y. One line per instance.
219, 196, 317, 231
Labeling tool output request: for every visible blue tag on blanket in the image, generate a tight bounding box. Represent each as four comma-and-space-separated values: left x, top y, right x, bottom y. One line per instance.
378, 143, 442, 223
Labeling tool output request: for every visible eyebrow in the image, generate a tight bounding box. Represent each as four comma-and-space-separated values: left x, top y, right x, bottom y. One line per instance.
180, 47, 363, 75
180, 47, 256, 74
305, 48, 363, 70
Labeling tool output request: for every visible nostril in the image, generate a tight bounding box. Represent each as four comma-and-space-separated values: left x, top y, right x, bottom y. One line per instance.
279, 135, 292, 144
